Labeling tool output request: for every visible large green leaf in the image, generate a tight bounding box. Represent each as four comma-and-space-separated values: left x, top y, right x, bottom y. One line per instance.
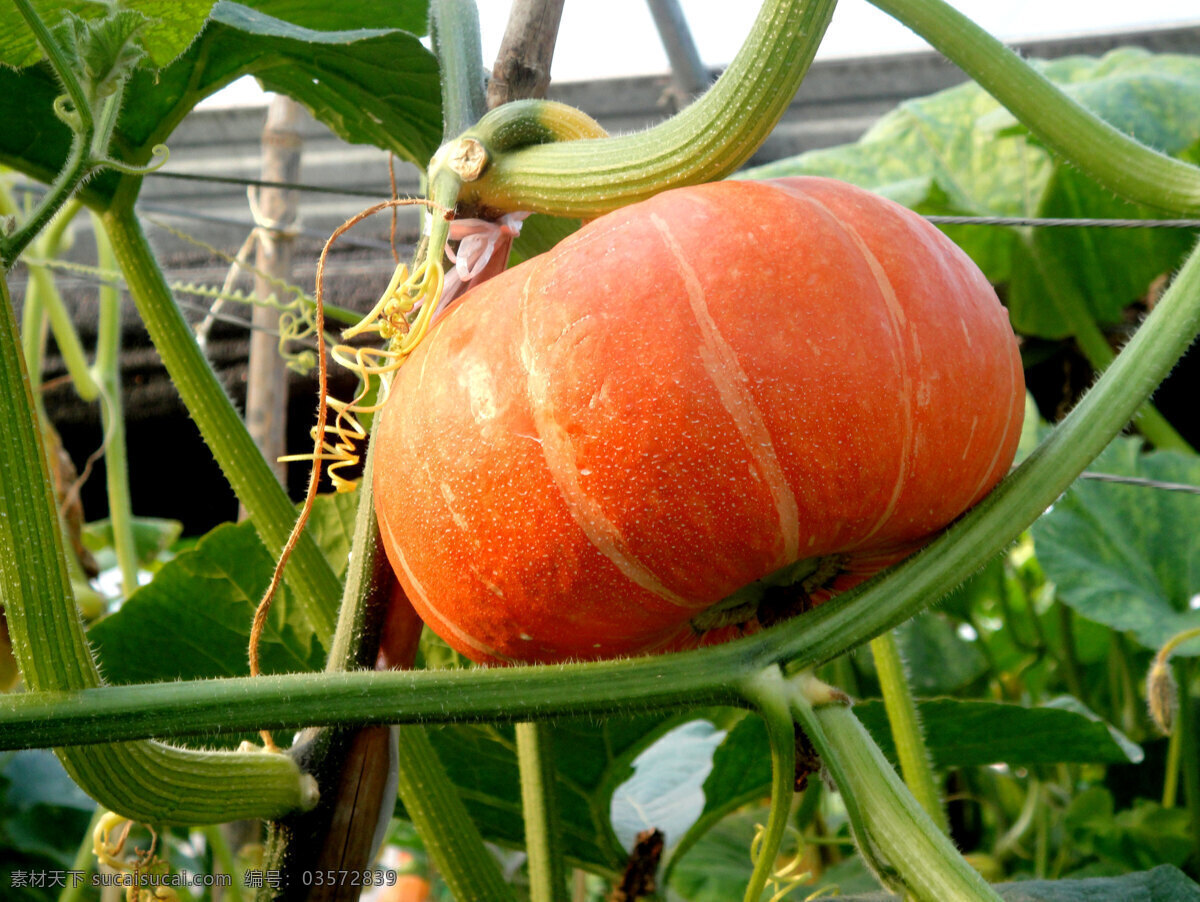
740, 49, 1200, 339
236, 0, 428, 35
1033, 439, 1200, 655
856, 697, 1142, 768
0, 1, 440, 201
86, 492, 358, 684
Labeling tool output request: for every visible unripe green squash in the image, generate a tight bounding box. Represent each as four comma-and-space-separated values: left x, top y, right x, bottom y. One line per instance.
374, 178, 1024, 664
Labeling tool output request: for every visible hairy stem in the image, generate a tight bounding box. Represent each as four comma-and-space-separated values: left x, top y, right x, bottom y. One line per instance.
430, 0, 489, 139
739, 667, 797, 902
788, 682, 1000, 901
517, 721, 567, 902
102, 196, 339, 641
91, 212, 139, 594
395, 727, 518, 902
869, 631, 948, 834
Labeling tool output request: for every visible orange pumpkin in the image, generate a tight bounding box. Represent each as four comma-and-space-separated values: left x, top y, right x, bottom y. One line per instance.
374, 178, 1024, 664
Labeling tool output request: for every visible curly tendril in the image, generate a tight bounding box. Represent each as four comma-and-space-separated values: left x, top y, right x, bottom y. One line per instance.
750, 824, 826, 902
93, 812, 178, 902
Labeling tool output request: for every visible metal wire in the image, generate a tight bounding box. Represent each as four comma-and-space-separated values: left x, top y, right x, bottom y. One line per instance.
147, 169, 391, 198
926, 215, 1200, 229
1076, 472, 1200, 495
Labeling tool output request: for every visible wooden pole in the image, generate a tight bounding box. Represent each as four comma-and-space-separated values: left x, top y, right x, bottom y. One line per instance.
245, 95, 302, 493
487, 0, 567, 107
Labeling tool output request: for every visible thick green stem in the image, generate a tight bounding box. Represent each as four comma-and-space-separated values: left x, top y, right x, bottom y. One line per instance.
868, 0, 1200, 215
788, 682, 1001, 901
324, 438, 393, 674
430, 0, 489, 139
101, 196, 339, 641
91, 212, 139, 594
517, 721, 567, 902
738, 667, 797, 902
395, 726, 517, 902
869, 631, 948, 834
452, 0, 837, 217
5, 238, 1200, 753
0, 270, 315, 823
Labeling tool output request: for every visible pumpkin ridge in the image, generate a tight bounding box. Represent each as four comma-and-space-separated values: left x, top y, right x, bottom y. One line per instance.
516, 258, 696, 610
647, 209, 801, 564
801, 192, 919, 543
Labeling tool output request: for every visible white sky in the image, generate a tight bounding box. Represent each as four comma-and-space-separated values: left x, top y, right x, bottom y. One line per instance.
202, 0, 1199, 107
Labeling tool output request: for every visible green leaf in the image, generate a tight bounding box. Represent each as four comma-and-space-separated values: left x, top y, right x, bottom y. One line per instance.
87, 521, 321, 683
236, 0, 429, 35
855, 697, 1142, 768
55, 10, 148, 103
82, 516, 183, 567
204, 2, 441, 165
740, 48, 1200, 339
855, 611, 989, 696
0, 1, 441, 201
1067, 789, 1197, 871
0, 1, 213, 70
832, 866, 1200, 901
86, 492, 358, 684
1032, 438, 1200, 655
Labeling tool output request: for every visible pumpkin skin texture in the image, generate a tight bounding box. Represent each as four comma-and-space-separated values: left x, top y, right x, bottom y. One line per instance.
373, 177, 1025, 665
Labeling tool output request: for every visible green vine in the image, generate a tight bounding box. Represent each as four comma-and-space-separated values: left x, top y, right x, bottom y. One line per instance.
0, 270, 316, 824
101, 198, 340, 641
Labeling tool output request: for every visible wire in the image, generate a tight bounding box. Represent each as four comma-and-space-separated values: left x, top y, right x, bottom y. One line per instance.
135, 200, 397, 250
5, 182, 400, 250
147, 169, 395, 199
926, 215, 1200, 229
1077, 472, 1200, 495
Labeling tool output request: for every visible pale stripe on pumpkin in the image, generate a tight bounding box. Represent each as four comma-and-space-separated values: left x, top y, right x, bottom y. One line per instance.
649, 211, 802, 564
517, 271, 701, 610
